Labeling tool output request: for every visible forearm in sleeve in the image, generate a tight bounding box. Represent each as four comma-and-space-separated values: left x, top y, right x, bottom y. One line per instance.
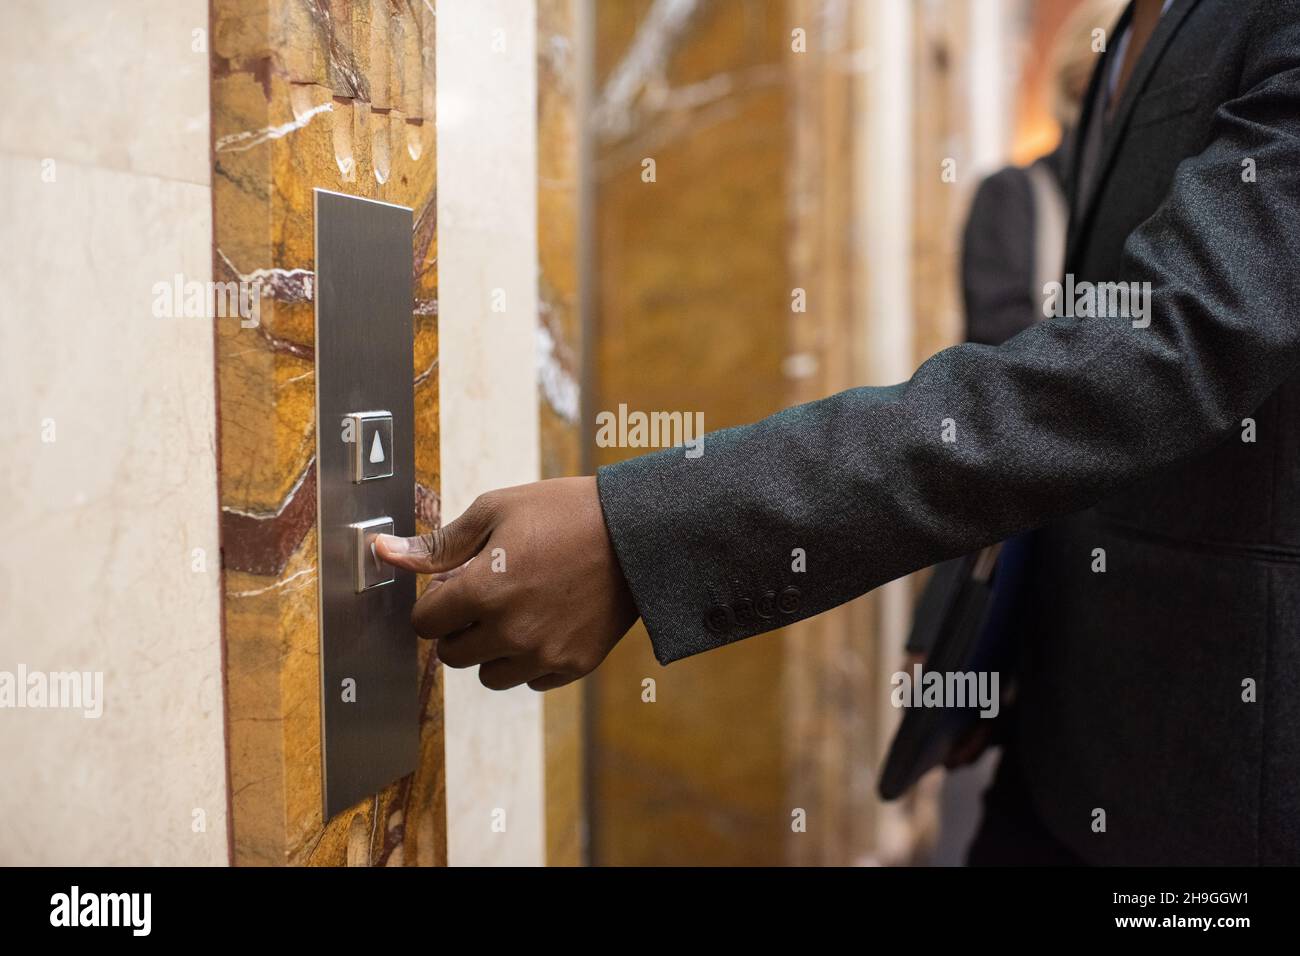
597, 9, 1300, 664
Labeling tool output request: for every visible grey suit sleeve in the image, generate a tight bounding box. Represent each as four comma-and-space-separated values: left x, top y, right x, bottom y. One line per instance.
597, 3, 1300, 665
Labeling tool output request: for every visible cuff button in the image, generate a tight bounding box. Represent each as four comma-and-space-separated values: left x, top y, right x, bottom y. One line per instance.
704, 604, 734, 633
733, 598, 756, 627
778, 586, 801, 615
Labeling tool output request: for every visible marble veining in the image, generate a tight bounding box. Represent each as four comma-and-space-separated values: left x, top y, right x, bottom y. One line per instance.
213, 0, 444, 867
216, 100, 336, 152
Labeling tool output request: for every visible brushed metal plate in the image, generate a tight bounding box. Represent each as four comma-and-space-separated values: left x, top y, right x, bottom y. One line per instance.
314, 189, 419, 820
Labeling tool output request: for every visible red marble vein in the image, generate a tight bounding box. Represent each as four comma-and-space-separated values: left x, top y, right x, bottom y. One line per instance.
223, 471, 439, 579
415, 481, 440, 529
222, 462, 317, 577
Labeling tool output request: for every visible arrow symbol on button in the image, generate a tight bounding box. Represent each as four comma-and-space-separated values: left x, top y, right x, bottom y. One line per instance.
369, 430, 386, 464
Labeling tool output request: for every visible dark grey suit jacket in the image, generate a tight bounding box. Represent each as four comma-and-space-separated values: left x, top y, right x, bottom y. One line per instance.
596, 0, 1300, 865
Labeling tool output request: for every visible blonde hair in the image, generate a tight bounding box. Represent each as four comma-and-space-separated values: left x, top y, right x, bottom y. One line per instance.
1049, 0, 1128, 129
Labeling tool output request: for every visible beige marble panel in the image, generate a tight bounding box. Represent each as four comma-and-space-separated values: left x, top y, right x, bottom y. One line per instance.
0, 0, 212, 186
0, 155, 226, 865
437, 0, 546, 868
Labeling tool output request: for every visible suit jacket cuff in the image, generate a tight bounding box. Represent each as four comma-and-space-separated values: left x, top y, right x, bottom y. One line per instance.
595, 436, 809, 665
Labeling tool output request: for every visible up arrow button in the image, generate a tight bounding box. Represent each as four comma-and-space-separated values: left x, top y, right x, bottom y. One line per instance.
347, 411, 395, 482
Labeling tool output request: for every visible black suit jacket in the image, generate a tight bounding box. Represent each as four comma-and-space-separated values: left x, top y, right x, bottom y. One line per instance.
596, 0, 1300, 864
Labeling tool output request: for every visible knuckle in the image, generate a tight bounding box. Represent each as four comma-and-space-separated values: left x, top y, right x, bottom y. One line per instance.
459, 572, 491, 613
569, 645, 604, 676
471, 491, 501, 522
499, 628, 526, 655
410, 609, 436, 639
515, 617, 547, 654
543, 650, 576, 676
535, 642, 566, 673
477, 571, 510, 612
425, 529, 452, 564
532, 653, 558, 677
437, 644, 469, 668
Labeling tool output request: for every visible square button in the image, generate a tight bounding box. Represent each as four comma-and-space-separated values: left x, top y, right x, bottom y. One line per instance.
351, 517, 395, 593
347, 411, 394, 483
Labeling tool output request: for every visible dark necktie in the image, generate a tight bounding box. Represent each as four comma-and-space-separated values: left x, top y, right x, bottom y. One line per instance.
1079, 0, 1167, 205
1109, 0, 1166, 118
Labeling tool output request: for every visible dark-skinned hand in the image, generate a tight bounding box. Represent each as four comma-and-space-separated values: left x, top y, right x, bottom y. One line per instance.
374, 476, 639, 691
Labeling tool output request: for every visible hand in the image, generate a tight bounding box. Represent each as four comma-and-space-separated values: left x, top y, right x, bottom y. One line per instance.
374, 476, 640, 691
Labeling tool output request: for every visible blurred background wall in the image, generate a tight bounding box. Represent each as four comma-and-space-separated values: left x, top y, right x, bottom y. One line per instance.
568, 0, 1091, 866
537, 0, 591, 868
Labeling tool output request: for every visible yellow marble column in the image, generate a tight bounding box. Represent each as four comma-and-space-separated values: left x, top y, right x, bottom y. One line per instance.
538, 0, 589, 867
211, 0, 444, 866
587, 0, 794, 866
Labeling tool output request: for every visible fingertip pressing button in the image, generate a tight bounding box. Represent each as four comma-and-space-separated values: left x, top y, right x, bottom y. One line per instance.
351, 517, 396, 592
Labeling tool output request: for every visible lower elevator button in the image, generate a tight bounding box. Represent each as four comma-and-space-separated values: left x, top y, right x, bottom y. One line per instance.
350, 517, 396, 593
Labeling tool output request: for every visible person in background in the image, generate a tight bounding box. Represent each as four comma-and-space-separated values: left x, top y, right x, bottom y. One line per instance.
963, 0, 1125, 347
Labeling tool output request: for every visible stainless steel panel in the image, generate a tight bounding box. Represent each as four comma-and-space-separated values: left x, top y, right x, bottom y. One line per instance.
314, 189, 419, 820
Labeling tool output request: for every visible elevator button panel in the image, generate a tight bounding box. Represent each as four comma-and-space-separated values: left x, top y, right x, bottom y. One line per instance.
314, 189, 419, 821
348, 411, 394, 483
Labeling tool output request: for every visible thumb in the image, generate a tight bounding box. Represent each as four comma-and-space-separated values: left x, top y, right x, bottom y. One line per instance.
374, 493, 498, 574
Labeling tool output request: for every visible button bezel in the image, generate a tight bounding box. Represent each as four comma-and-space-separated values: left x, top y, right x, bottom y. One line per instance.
347, 411, 394, 483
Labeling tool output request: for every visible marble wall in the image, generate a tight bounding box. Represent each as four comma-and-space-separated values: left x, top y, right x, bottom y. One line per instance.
211, 0, 445, 866
585, 0, 1022, 866
779, 0, 889, 867
538, 0, 589, 867
0, 0, 228, 864
587, 0, 794, 866
437, 0, 547, 868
